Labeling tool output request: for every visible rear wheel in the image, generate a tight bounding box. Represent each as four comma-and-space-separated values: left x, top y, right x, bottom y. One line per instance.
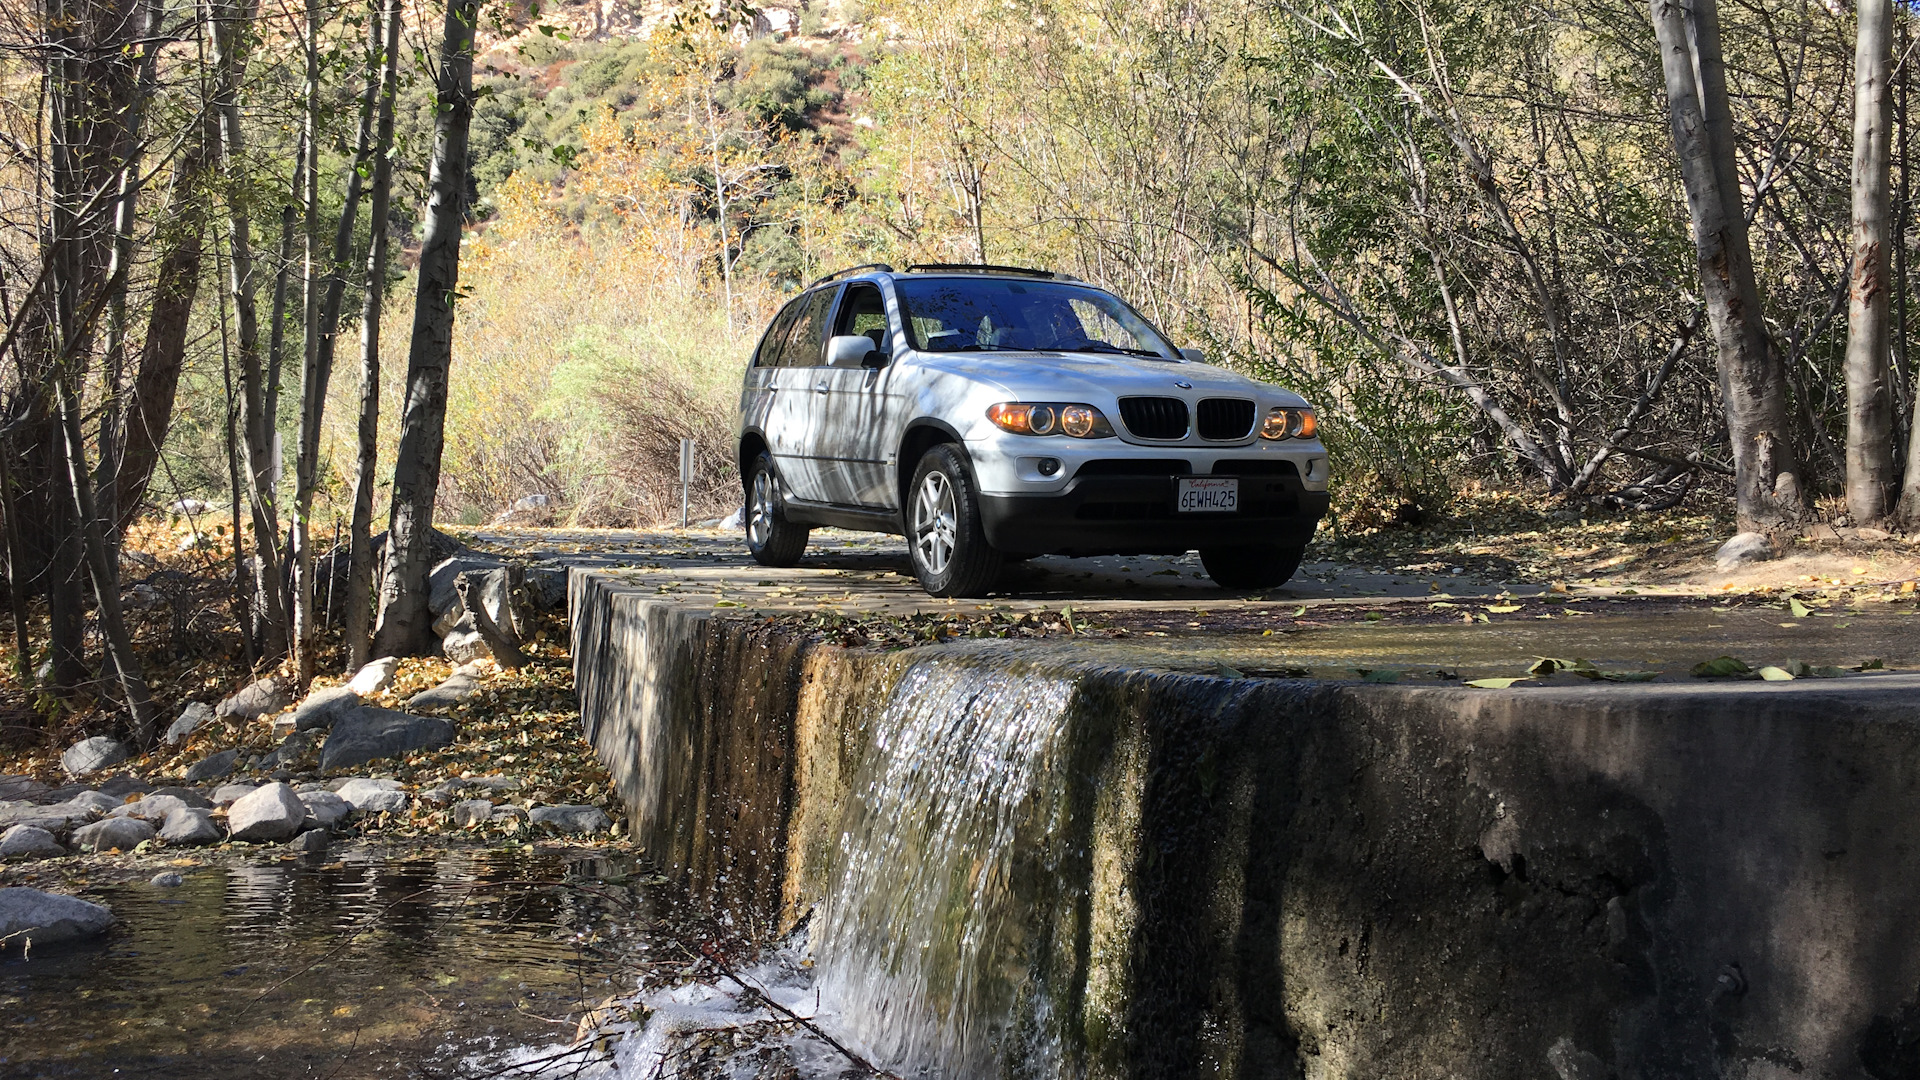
745, 452, 809, 567
1200, 544, 1306, 590
908, 444, 1003, 597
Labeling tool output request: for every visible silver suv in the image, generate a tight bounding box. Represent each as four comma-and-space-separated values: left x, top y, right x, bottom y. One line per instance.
736, 264, 1330, 597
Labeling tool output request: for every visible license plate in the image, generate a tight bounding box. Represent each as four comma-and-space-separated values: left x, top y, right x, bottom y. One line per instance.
1175, 476, 1239, 513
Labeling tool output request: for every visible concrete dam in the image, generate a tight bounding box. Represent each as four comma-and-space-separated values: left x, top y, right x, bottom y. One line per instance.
570, 564, 1920, 1079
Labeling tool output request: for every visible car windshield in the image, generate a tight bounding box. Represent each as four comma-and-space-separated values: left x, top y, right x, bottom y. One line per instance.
894, 277, 1178, 358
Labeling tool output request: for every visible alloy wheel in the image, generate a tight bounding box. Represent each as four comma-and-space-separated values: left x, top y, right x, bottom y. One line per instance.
914, 471, 957, 577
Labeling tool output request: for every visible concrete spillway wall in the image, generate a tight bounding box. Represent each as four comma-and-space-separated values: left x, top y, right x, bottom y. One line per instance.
572, 570, 1920, 1079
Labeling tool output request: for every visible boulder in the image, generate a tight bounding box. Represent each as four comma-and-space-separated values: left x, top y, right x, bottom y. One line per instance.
0, 800, 99, 835
450, 799, 495, 827
216, 676, 291, 721
320, 708, 455, 773
334, 778, 409, 814
164, 702, 216, 745
145, 786, 212, 809
260, 730, 322, 771
441, 626, 491, 665
287, 828, 330, 853
61, 737, 129, 777
210, 782, 259, 807
158, 808, 221, 846
429, 557, 507, 620
490, 805, 530, 826
184, 749, 239, 783
1715, 531, 1776, 570
150, 871, 183, 887
71, 817, 157, 852
111, 794, 187, 823
0, 887, 114, 948
298, 790, 352, 828
525, 566, 568, 611
227, 782, 306, 842
0, 776, 50, 802
290, 685, 361, 732
0, 825, 64, 859
66, 791, 121, 814
347, 657, 400, 696
408, 670, 481, 712
529, 805, 612, 834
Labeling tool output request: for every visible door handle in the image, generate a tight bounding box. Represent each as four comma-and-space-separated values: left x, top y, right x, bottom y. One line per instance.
815, 382, 830, 394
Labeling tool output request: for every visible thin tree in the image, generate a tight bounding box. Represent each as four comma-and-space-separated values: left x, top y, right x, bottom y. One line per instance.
372, 0, 478, 656
345, 0, 401, 672
1649, 0, 1806, 533
1847, 0, 1898, 526
290, 0, 326, 681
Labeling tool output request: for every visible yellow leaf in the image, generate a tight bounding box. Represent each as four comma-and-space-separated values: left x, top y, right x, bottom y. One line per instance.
1486, 604, 1522, 614
1757, 666, 1795, 681
1466, 677, 1529, 689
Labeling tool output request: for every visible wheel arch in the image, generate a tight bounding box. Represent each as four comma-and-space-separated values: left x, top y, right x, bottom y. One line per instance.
738, 431, 771, 495
896, 419, 967, 510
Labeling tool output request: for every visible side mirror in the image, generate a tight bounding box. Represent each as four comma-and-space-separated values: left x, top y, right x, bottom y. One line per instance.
826, 334, 885, 369
1179, 346, 1206, 363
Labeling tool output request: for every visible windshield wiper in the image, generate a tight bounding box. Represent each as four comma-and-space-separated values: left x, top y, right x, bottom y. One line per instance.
1061, 343, 1169, 359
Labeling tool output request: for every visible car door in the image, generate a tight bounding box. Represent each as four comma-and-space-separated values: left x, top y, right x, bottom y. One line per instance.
766, 285, 839, 503
815, 282, 901, 508
743, 298, 801, 458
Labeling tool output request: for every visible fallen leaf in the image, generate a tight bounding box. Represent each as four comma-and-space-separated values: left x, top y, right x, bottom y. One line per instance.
1788, 598, 1811, 618
1690, 656, 1752, 678
1466, 677, 1529, 689
1486, 604, 1523, 613
1756, 666, 1795, 681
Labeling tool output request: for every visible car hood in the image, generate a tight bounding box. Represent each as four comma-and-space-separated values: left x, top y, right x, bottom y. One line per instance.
911, 351, 1310, 406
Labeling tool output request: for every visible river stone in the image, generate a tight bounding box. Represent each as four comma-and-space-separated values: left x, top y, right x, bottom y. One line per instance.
150, 871, 183, 887
490, 805, 529, 825
184, 749, 239, 783
111, 794, 187, 823
165, 702, 216, 745
450, 799, 495, 827
0, 887, 114, 948
216, 676, 290, 721
290, 686, 361, 732
334, 778, 409, 813
260, 730, 322, 771
347, 657, 400, 696
1716, 531, 1776, 570
209, 782, 258, 807
0, 826, 64, 859
408, 671, 480, 712
61, 737, 129, 777
320, 708, 455, 773
529, 805, 611, 834
158, 808, 220, 846
298, 790, 352, 828
227, 782, 306, 842
145, 786, 212, 809
287, 828, 330, 852
0, 776, 50, 802
66, 791, 121, 814
71, 817, 156, 852
0, 801, 97, 835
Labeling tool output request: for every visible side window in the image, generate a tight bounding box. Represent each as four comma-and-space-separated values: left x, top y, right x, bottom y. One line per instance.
778, 287, 839, 368
753, 301, 803, 368
832, 283, 891, 352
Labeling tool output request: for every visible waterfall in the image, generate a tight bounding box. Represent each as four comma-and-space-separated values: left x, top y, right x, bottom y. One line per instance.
809, 652, 1081, 1076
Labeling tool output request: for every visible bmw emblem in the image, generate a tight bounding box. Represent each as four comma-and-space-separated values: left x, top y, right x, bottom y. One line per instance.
1174, 380, 1192, 389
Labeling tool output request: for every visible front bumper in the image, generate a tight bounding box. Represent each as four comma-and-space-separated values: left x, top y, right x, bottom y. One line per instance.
976, 463, 1329, 557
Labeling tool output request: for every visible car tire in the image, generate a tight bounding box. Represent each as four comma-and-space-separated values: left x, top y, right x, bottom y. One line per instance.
745, 451, 809, 567
1200, 544, 1306, 590
907, 444, 1003, 597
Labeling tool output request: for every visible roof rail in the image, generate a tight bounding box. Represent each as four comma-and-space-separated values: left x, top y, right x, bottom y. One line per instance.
806, 263, 895, 289
904, 263, 1078, 281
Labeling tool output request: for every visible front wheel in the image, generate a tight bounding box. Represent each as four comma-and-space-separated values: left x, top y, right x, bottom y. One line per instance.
1200, 544, 1306, 590
745, 452, 809, 567
907, 444, 1003, 597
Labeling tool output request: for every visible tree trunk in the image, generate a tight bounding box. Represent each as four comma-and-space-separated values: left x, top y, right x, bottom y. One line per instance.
1650, 0, 1806, 532
1847, 0, 1898, 526
291, 0, 326, 682
346, 0, 402, 672
372, 0, 477, 657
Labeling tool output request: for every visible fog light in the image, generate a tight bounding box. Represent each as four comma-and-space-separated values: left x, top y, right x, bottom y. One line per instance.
1037, 457, 1061, 476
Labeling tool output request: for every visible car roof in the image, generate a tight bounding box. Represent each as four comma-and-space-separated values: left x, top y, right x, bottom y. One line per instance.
804, 263, 1083, 291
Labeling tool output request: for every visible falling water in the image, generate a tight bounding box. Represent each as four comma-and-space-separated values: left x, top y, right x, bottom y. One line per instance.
808, 651, 1081, 1076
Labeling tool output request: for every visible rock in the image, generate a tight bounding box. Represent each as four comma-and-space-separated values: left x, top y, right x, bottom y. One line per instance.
165, 702, 216, 746
429, 556, 507, 619
227, 782, 306, 842
420, 784, 457, 806
490, 805, 530, 825
216, 676, 291, 722
158, 808, 221, 846
150, 871, 183, 887
529, 805, 612, 834
347, 657, 400, 696
61, 736, 129, 777
71, 817, 157, 852
408, 671, 481, 712
95, 776, 149, 798
0, 825, 65, 859
209, 781, 258, 807
334, 778, 409, 814
0, 776, 50, 802
525, 566, 568, 611
145, 786, 212, 809
112, 794, 187, 823
320, 708, 455, 773
450, 799, 495, 827
184, 749, 239, 783
290, 685, 361, 732
260, 730, 322, 771
1716, 531, 1776, 570
441, 626, 491, 665
1852, 526, 1894, 542
66, 791, 120, 814
0, 887, 114, 948
287, 828, 330, 852
298, 791, 352, 828
0, 800, 99, 835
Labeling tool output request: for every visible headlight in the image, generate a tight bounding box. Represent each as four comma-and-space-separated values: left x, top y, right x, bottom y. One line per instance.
1261, 407, 1318, 441
987, 402, 1115, 438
